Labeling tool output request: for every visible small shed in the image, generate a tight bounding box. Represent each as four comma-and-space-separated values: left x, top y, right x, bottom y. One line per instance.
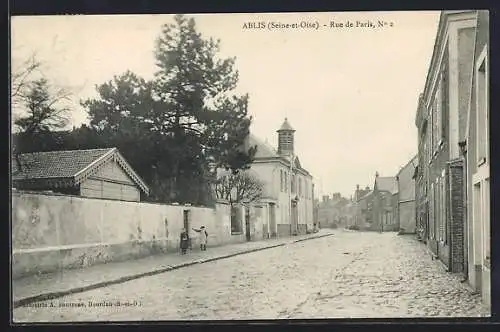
12, 147, 150, 202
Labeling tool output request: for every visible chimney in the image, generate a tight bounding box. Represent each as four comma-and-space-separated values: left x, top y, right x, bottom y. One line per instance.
356, 184, 360, 191
375, 171, 379, 177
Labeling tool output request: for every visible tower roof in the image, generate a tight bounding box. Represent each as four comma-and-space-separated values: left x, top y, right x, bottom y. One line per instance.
277, 118, 295, 132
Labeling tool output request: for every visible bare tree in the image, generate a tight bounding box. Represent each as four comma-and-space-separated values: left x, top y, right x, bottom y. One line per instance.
11, 53, 42, 105
14, 77, 72, 134
215, 171, 264, 206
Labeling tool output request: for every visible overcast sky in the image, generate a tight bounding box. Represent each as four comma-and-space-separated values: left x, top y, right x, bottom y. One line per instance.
11, 11, 440, 198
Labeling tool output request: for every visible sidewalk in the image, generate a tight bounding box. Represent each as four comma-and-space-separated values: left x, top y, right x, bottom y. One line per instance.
13, 229, 334, 308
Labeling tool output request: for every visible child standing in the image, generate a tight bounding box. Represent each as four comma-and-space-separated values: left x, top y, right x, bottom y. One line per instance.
180, 228, 189, 254
192, 226, 208, 251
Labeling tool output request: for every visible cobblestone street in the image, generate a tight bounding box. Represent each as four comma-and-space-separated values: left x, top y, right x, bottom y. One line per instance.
13, 231, 489, 322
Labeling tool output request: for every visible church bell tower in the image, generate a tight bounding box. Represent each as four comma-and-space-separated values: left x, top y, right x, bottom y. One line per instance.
277, 118, 295, 157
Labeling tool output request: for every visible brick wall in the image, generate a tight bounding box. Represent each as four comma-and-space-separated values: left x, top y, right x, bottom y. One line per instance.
448, 159, 465, 273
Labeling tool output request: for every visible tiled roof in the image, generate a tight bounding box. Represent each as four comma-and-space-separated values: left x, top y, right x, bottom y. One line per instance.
12, 148, 114, 180
360, 190, 374, 200
246, 134, 279, 159
375, 176, 398, 194
12, 147, 150, 194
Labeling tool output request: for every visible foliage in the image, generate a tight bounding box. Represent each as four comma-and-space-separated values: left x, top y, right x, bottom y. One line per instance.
11, 53, 42, 106
13, 15, 256, 206
214, 171, 264, 205
79, 14, 256, 204
14, 77, 71, 134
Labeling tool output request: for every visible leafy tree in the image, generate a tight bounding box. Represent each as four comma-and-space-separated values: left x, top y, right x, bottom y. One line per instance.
152, 14, 256, 175
12, 75, 73, 157
14, 77, 71, 134
81, 14, 256, 205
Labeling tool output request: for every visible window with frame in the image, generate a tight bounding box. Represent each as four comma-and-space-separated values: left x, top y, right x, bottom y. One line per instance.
284, 172, 288, 192
437, 177, 445, 243
427, 113, 433, 162
442, 175, 447, 244
291, 174, 296, 194
476, 49, 488, 164
440, 56, 448, 140
429, 182, 435, 240
280, 170, 284, 192
299, 178, 302, 197
435, 74, 443, 147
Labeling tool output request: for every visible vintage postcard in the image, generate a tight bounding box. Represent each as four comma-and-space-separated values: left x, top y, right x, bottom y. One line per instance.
10, 11, 490, 322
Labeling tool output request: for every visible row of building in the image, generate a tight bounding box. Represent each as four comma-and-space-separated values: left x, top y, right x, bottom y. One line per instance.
315, 10, 490, 309
315, 155, 417, 234
12, 118, 316, 242
414, 10, 490, 308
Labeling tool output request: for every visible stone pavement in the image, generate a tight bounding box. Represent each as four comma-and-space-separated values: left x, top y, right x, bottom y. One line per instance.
13, 230, 333, 308
13, 230, 490, 322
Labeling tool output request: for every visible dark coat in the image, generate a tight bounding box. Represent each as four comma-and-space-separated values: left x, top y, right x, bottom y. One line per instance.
180, 231, 189, 249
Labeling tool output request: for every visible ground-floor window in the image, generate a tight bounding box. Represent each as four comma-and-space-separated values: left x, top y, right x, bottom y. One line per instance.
429, 183, 435, 240
484, 178, 490, 268
440, 175, 447, 244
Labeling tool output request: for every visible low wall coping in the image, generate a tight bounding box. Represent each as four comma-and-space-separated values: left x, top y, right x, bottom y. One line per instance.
11, 190, 216, 210
13, 237, 170, 254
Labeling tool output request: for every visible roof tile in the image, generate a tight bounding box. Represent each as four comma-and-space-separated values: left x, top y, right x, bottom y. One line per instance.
12, 148, 114, 181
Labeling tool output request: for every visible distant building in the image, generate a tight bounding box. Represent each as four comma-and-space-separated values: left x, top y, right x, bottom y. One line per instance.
396, 156, 418, 234
354, 186, 374, 229
12, 148, 150, 202
343, 199, 357, 228
317, 193, 349, 228
242, 118, 314, 238
372, 172, 399, 232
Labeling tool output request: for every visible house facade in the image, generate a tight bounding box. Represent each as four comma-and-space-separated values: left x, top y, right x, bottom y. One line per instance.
317, 193, 349, 228
460, 10, 490, 307
242, 118, 314, 238
355, 188, 374, 230
12, 148, 150, 202
415, 10, 477, 273
372, 173, 399, 232
397, 156, 418, 234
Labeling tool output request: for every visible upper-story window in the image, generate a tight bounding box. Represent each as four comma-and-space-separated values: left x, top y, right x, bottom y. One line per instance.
427, 116, 432, 163
434, 73, 443, 149
284, 172, 288, 192
280, 170, 284, 192
476, 46, 488, 165
291, 174, 296, 194
299, 178, 302, 197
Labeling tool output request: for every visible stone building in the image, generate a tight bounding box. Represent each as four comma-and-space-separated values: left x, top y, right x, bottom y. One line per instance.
12, 147, 150, 202
242, 118, 314, 238
459, 10, 490, 308
317, 193, 349, 228
396, 156, 418, 234
414, 10, 480, 286
353, 186, 374, 229
372, 173, 399, 232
